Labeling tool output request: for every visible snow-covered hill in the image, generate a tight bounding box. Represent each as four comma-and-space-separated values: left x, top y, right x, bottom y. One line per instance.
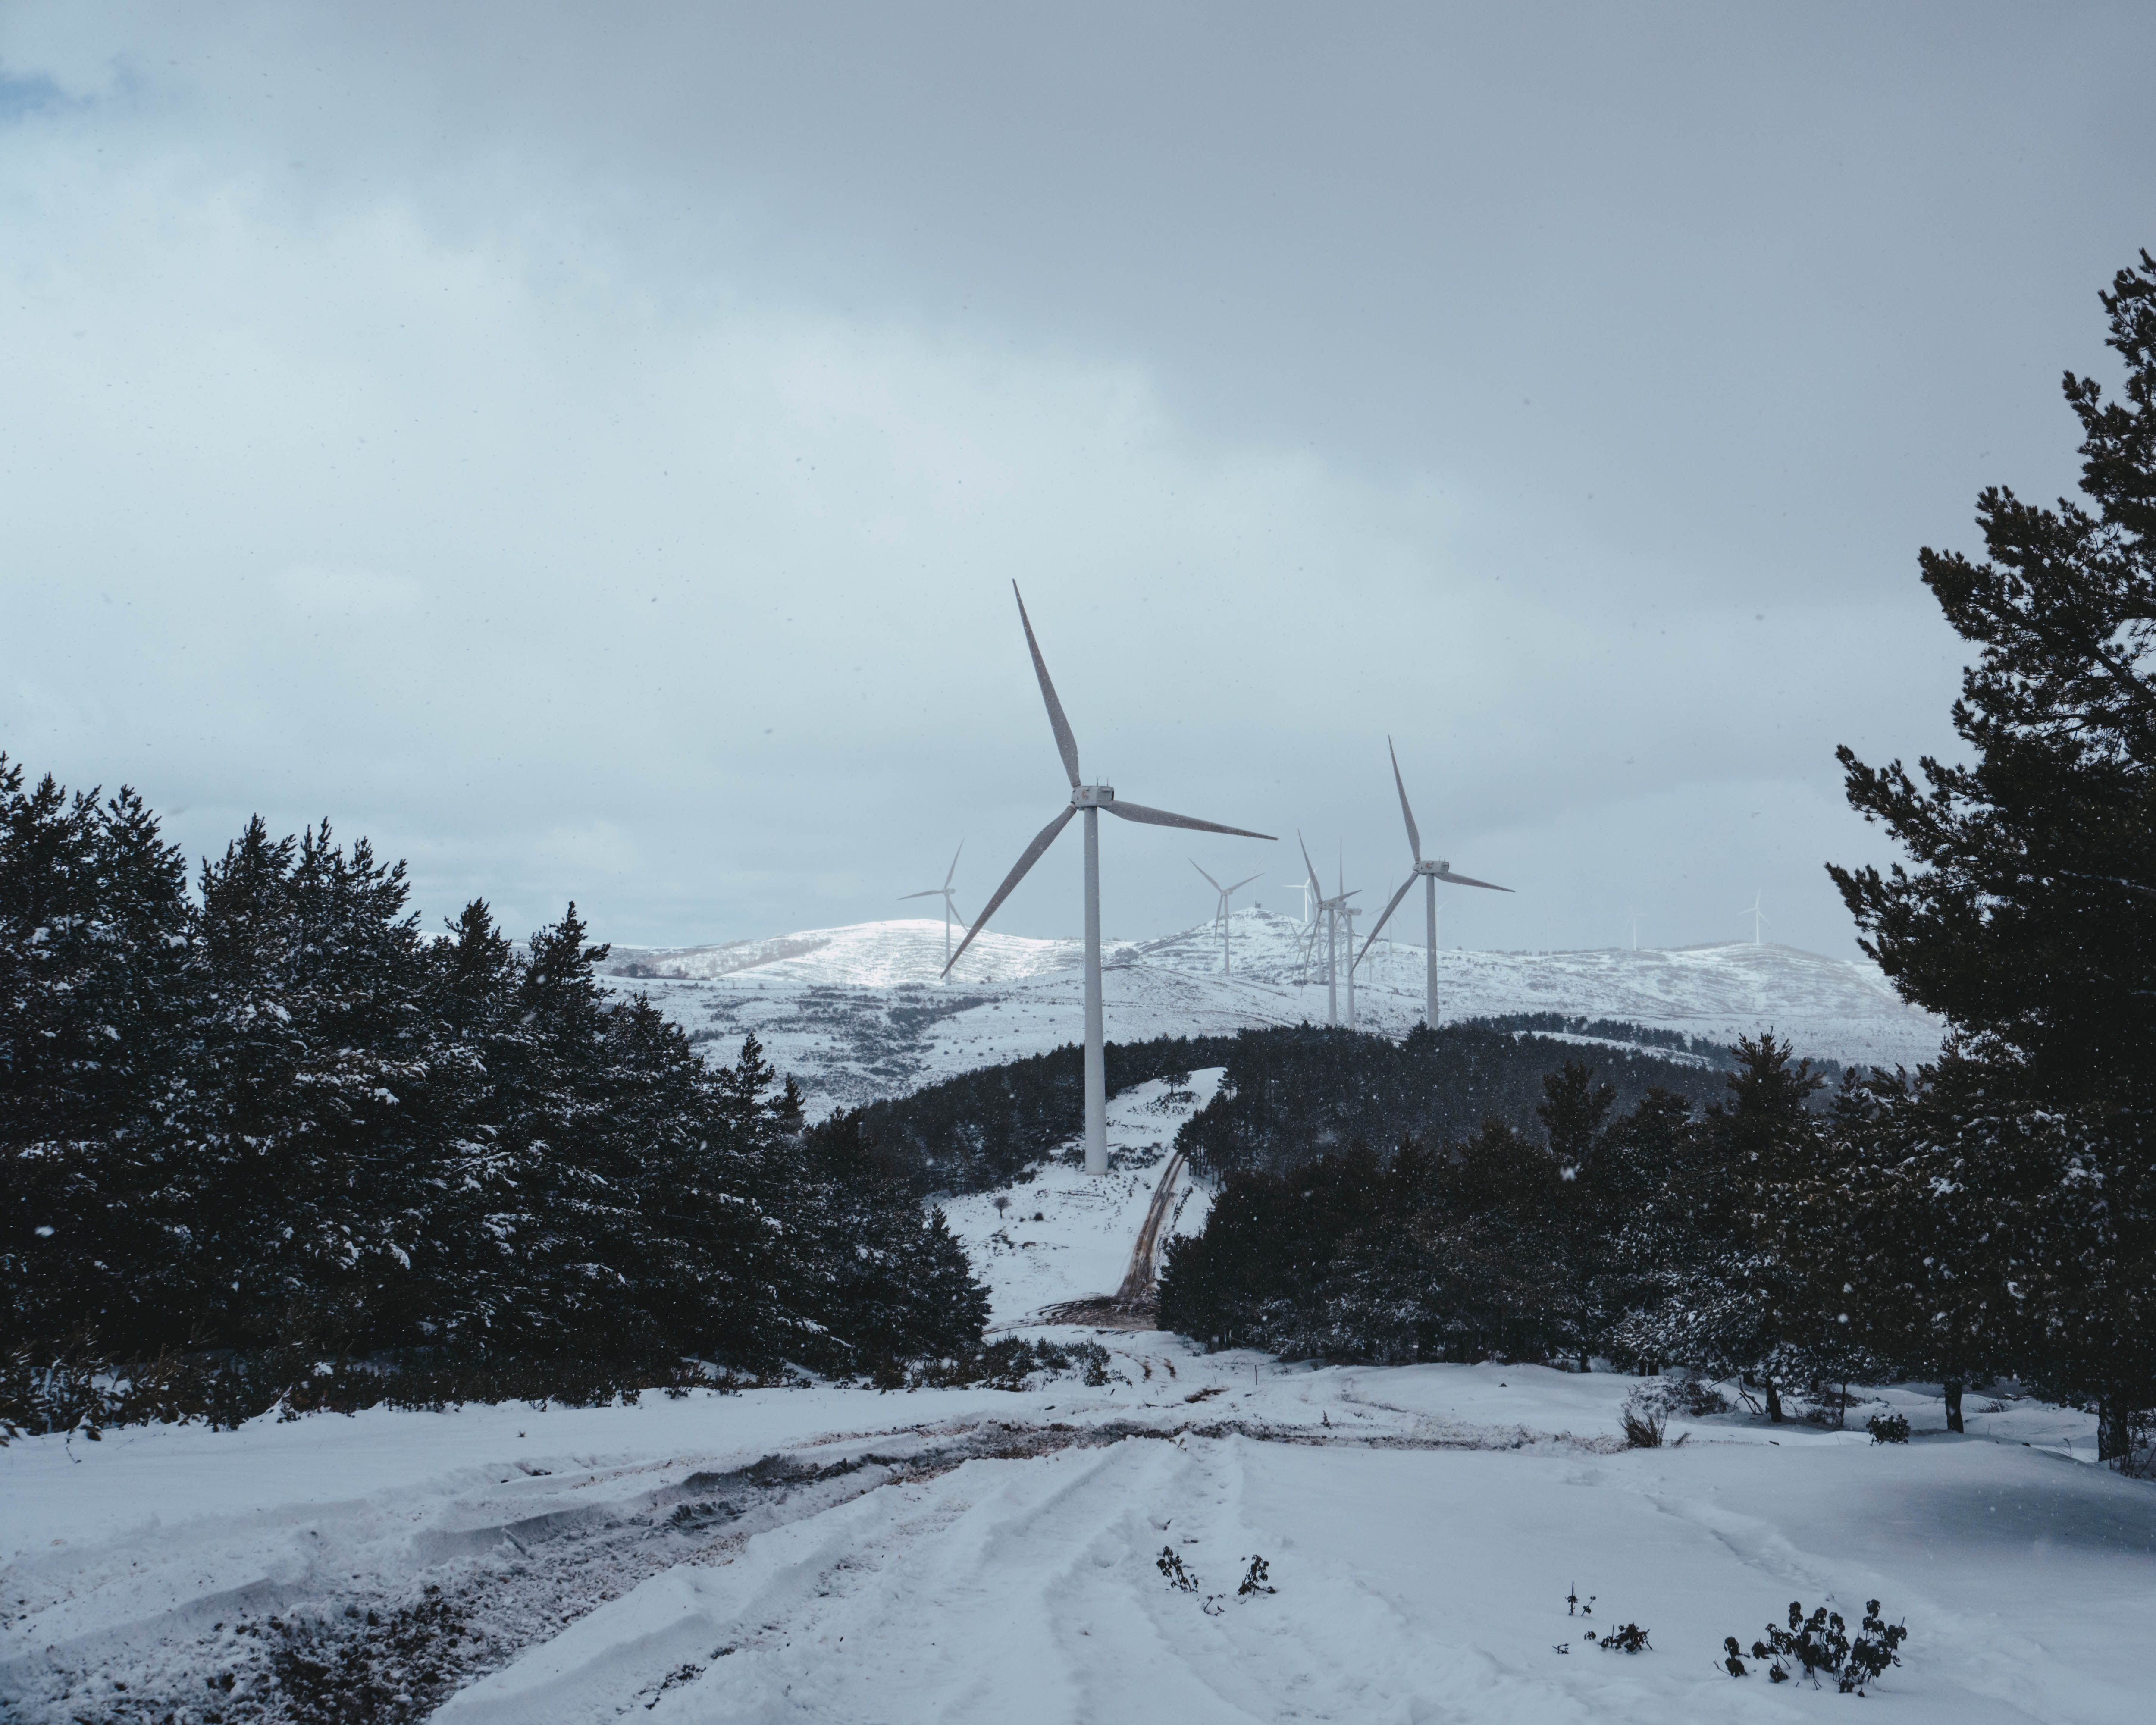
600, 911, 1942, 1115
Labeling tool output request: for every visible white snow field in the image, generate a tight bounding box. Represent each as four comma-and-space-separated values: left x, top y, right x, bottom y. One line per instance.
4, 1077, 2146, 1724
600, 913, 1945, 1117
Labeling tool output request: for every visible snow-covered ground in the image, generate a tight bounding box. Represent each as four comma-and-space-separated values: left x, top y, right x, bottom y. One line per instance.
601, 913, 1944, 1117
940, 1073, 1221, 1325
8, 1081, 2144, 1722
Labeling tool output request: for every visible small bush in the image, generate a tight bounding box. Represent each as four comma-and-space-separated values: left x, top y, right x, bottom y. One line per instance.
1633, 1374, 1732, 1418
868, 1335, 1126, 1393
1589, 1621, 1651, 1653
1238, 1555, 1277, 1597
1620, 1389, 1666, 1448
1725, 1599, 1907, 1694
1074, 1340, 1115, 1387
1867, 1411, 1911, 1445
1156, 1547, 1198, 1593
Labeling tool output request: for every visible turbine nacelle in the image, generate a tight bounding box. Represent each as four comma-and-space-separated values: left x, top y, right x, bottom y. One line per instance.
1071, 784, 1117, 808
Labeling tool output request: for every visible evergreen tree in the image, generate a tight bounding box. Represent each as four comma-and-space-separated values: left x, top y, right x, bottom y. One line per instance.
1, 759, 192, 1348
1573, 1084, 1695, 1362
161, 820, 446, 1355
1829, 251, 2156, 1454
1609, 1035, 1846, 1420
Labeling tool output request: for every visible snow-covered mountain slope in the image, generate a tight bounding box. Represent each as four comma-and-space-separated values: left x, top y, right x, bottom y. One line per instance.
600, 911, 1943, 1116
937, 1072, 1222, 1326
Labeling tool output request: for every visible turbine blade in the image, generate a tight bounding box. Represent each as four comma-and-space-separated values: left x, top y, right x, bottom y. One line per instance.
1358, 875, 1417, 966
1012, 582, 1081, 788
943, 805, 1077, 977
1388, 737, 1423, 863
1104, 800, 1274, 840
1190, 859, 1224, 892
1228, 872, 1264, 894
1435, 869, 1512, 892
898, 890, 942, 900
1299, 831, 1323, 903
944, 840, 963, 889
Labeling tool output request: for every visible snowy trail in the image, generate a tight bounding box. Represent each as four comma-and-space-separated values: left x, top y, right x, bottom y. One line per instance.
4, 1354, 2143, 1723
436, 1426, 2154, 1725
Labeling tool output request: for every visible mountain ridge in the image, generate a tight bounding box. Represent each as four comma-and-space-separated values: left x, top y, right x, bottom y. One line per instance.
596, 911, 1943, 1117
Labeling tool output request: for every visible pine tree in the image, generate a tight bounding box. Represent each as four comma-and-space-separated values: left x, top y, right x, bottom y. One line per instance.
1829, 252, 2156, 1455
160, 819, 445, 1355
1610, 1035, 1845, 1419
1, 760, 192, 1352
1575, 1085, 1695, 1366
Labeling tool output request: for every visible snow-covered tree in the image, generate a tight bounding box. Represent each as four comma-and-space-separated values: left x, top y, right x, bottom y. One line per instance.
1830, 251, 2156, 1455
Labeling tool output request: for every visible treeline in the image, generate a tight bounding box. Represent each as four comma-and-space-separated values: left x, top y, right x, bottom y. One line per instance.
1176, 1022, 1732, 1180
1, 764, 987, 1425
809, 1032, 1242, 1196
804, 1020, 1721, 1199
1169, 250, 2156, 1462
1466, 1012, 1760, 1067
1163, 1033, 2153, 1455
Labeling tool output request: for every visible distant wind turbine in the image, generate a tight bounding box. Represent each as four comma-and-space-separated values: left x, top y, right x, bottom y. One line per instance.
1299, 834, 1358, 1026
1743, 891, 1770, 944
1339, 842, 1363, 1030
1356, 738, 1514, 1028
1284, 876, 1316, 927
898, 842, 967, 974
1626, 910, 1642, 950
1191, 860, 1264, 975
944, 585, 1274, 1174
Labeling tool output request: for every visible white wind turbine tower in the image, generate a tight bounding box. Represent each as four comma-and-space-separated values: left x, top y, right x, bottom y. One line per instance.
1356, 737, 1514, 1028
1191, 860, 1264, 975
898, 842, 967, 974
1338, 842, 1364, 1030
1742, 891, 1770, 945
1626, 910, 1642, 950
1343, 900, 1364, 1027
944, 585, 1273, 1175
1298, 834, 1357, 1026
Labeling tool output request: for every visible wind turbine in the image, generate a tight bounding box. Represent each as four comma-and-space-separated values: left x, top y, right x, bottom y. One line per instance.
1626, 910, 1642, 951
1299, 834, 1357, 1026
1742, 891, 1769, 944
1356, 737, 1514, 1028
1191, 860, 1264, 975
1286, 862, 1325, 986
944, 585, 1273, 1174
1283, 876, 1316, 926
898, 842, 967, 974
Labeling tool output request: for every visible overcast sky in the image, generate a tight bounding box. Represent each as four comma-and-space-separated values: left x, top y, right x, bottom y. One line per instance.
5, 3, 2152, 959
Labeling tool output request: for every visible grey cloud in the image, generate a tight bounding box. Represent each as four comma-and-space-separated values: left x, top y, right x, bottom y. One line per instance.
2, 3, 2148, 958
